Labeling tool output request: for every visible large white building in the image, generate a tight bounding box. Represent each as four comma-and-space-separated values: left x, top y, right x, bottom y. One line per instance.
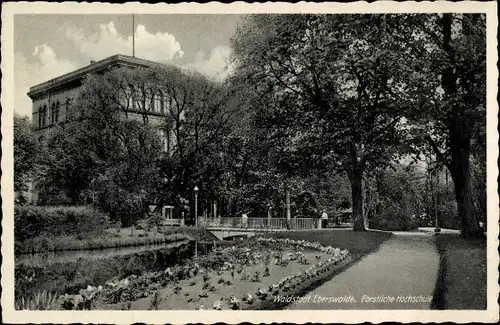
28, 54, 176, 149
26, 54, 181, 204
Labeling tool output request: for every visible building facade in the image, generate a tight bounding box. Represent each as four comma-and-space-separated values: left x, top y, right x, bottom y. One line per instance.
26, 54, 179, 203
28, 54, 175, 148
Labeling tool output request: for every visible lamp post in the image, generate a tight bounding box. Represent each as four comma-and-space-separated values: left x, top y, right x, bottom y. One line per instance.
194, 186, 199, 227
267, 203, 272, 229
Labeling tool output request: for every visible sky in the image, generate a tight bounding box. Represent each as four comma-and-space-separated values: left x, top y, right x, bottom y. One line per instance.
14, 14, 244, 118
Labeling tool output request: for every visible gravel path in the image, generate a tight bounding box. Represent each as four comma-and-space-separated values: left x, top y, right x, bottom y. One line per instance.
287, 232, 440, 309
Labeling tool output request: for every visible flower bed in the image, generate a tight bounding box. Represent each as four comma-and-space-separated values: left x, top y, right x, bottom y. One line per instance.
53, 237, 351, 311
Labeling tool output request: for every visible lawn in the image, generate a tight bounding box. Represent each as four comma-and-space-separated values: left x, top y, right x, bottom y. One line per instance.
432, 234, 487, 309
262, 229, 392, 255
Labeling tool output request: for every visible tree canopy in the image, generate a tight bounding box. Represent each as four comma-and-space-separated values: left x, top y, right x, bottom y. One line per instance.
22, 13, 486, 238
231, 14, 420, 230
14, 115, 40, 199
230, 14, 486, 236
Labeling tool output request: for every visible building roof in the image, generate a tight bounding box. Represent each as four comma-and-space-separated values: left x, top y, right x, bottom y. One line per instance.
27, 54, 163, 99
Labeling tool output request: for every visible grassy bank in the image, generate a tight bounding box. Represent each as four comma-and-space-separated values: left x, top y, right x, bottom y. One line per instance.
262, 229, 392, 255
15, 240, 199, 303
16, 226, 217, 255
432, 234, 487, 309
159, 227, 219, 242
16, 229, 190, 255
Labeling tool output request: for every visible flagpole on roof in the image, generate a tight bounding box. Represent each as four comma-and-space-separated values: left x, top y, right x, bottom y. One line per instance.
132, 14, 135, 57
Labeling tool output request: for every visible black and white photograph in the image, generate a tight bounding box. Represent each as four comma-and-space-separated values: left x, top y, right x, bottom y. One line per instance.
2, 2, 498, 324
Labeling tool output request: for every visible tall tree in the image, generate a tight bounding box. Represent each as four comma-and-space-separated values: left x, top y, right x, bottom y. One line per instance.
231, 14, 414, 230
36, 69, 163, 224
407, 14, 486, 237
145, 66, 238, 208
14, 115, 40, 199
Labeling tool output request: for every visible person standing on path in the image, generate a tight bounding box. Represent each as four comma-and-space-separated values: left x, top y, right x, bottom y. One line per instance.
321, 210, 328, 229
241, 212, 249, 229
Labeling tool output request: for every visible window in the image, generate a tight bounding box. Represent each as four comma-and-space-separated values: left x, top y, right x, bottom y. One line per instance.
66, 97, 72, 111
145, 88, 153, 112
155, 90, 163, 114
50, 102, 60, 124
125, 85, 134, 109
65, 98, 72, 120
133, 87, 143, 110
150, 91, 156, 113
55, 101, 60, 123
159, 129, 170, 153
39, 105, 47, 127
38, 106, 43, 127
43, 105, 48, 126
164, 94, 170, 113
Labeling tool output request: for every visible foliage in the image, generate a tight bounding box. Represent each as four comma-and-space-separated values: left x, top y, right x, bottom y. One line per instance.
294, 191, 319, 218
20, 237, 348, 310
36, 69, 163, 225
148, 291, 163, 310
370, 164, 424, 230
14, 115, 40, 198
403, 14, 486, 237
422, 166, 459, 230
15, 229, 187, 255
231, 14, 417, 230
15, 290, 59, 310
470, 157, 486, 223
144, 66, 239, 210
369, 208, 418, 231
14, 205, 109, 242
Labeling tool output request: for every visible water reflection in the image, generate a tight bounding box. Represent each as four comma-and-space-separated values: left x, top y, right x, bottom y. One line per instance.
15, 240, 194, 267
16, 240, 217, 268
15, 240, 216, 297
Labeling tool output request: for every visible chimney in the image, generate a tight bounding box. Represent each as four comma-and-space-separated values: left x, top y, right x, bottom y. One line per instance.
90, 60, 96, 64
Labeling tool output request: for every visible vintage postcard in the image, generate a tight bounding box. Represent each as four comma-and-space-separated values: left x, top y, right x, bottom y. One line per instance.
1, 1, 498, 324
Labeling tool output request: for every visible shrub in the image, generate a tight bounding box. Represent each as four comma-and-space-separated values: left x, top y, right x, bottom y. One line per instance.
15, 205, 110, 241
95, 180, 146, 227
437, 200, 460, 230
369, 207, 418, 231
295, 191, 320, 218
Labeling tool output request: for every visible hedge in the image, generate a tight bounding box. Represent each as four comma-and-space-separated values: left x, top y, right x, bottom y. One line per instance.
369, 208, 418, 231
15, 205, 110, 241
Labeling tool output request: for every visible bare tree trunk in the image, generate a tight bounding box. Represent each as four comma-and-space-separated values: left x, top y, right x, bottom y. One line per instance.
449, 136, 482, 238
285, 183, 291, 222
350, 168, 366, 231
362, 174, 377, 229
441, 13, 483, 238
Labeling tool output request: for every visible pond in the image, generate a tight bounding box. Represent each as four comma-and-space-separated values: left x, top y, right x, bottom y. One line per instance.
15, 240, 216, 300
